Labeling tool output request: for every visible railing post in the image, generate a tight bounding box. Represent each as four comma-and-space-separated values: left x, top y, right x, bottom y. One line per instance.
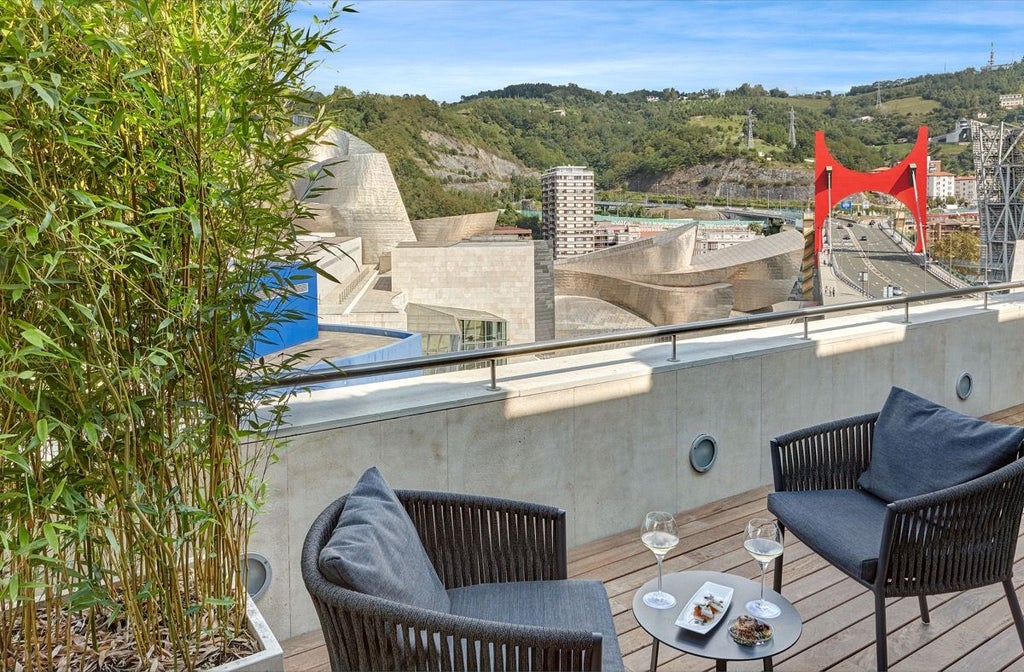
802, 316, 810, 340
985, 291, 990, 309
485, 359, 499, 391
904, 302, 910, 324
668, 335, 679, 362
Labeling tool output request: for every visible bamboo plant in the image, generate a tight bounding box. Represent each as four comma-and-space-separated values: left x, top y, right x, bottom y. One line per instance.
0, 0, 347, 668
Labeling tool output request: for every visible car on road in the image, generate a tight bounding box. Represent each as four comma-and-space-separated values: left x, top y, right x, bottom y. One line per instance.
860, 235, 867, 241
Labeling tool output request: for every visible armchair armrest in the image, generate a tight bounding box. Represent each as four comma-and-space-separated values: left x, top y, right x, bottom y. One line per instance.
397, 490, 568, 588
770, 412, 878, 492
879, 456, 1024, 597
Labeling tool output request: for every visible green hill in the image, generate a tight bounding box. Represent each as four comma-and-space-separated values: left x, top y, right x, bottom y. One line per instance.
313, 62, 1024, 219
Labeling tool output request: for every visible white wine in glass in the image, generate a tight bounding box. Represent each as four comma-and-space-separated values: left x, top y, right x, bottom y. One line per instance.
641, 511, 679, 609
744, 518, 783, 618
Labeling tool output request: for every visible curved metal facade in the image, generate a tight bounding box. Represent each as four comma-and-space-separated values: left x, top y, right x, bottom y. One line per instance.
554, 225, 803, 325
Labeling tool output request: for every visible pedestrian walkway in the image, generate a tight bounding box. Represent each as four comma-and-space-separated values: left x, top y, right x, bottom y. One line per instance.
818, 250, 865, 305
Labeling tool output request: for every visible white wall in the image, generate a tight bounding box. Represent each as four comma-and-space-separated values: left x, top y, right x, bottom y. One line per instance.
252, 293, 1024, 640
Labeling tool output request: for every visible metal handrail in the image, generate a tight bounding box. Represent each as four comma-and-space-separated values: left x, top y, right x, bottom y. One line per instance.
267, 281, 1024, 389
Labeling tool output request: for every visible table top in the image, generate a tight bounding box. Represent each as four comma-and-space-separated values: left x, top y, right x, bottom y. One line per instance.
632, 570, 802, 663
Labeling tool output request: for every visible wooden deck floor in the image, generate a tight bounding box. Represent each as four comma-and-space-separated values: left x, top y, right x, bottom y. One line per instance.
284, 404, 1024, 671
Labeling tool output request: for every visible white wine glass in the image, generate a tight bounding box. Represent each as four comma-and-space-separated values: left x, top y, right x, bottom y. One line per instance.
744, 518, 783, 618
641, 511, 679, 609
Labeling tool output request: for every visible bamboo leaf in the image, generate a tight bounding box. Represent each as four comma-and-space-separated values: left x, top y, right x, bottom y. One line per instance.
83, 422, 99, 444
69, 189, 95, 207
14, 259, 30, 285
29, 82, 57, 109
43, 523, 59, 552
0, 158, 21, 176
35, 418, 48, 444
21, 327, 51, 349
122, 66, 152, 80
103, 527, 121, 555
103, 219, 139, 234
8, 390, 35, 413
1, 450, 31, 474
44, 477, 67, 507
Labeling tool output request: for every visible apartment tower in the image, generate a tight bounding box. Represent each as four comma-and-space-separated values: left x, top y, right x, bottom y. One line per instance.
541, 165, 595, 258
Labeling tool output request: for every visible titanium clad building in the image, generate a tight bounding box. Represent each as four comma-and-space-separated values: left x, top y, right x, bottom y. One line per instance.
541, 165, 595, 258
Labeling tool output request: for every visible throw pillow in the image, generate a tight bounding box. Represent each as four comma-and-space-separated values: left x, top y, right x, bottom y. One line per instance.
318, 466, 450, 612
857, 387, 1024, 502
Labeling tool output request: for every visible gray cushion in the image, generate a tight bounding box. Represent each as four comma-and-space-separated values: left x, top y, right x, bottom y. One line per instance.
856, 387, 1024, 502
448, 579, 623, 672
767, 489, 889, 582
318, 467, 450, 612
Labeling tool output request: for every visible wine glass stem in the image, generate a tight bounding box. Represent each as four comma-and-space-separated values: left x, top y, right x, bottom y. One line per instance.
656, 554, 664, 593
758, 560, 767, 602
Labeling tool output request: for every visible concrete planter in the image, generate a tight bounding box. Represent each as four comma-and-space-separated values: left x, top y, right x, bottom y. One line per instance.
210, 596, 283, 672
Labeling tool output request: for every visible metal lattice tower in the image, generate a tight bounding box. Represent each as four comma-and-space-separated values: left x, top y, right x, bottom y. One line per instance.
746, 109, 754, 149
971, 120, 1024, 282
788, 107, 796, 148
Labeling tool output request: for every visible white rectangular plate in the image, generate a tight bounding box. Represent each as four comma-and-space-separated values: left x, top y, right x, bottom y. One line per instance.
675, 581, 734, 634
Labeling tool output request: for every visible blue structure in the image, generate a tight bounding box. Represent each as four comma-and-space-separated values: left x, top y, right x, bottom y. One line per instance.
250, 263, 423, 387
250, 263, 319, 358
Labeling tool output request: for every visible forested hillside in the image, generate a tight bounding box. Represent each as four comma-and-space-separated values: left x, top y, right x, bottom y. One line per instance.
310, 61, 1024, 220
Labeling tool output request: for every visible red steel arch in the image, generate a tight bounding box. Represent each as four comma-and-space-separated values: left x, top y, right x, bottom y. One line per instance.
813, 126, 928, 264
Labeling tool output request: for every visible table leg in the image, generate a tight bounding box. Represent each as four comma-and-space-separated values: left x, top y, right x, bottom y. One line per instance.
763, 656, 774, 671
648, 638, 659, 672
715, 659, 727, 671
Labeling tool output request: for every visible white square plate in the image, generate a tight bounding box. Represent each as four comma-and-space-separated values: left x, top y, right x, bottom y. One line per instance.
674, 581, 734, 634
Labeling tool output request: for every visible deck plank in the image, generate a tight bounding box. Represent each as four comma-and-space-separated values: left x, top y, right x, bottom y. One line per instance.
283, 404, 1024, 671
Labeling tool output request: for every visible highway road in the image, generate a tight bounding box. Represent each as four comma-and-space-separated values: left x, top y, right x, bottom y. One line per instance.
824, 218, 951, 299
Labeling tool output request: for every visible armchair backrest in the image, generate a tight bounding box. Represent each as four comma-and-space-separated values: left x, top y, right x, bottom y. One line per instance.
396, 489, 568, 588
770, 412, 879, 492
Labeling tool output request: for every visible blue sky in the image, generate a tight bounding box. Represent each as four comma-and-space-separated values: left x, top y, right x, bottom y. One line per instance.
294, 0, 1024, 102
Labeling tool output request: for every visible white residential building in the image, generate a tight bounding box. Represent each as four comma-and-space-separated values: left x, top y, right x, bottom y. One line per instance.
999, 93, 1024, 109
928, 171, 956, 202
541, 165, 595, 258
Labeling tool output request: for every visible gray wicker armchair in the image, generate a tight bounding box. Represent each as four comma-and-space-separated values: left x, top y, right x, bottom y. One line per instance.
767, 406, 1024, 671
301, 488, 622, 671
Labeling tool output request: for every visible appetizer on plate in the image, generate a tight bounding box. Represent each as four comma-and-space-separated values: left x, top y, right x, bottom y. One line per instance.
675, 581, 733, 633
691, 593, 726, 625
729, 614, 774, 646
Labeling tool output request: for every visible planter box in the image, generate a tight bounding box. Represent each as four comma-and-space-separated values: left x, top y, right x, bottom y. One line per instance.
212, 595, 283, 672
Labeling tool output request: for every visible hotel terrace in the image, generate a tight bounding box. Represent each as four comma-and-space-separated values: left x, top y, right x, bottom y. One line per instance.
258, 282, 1024, 670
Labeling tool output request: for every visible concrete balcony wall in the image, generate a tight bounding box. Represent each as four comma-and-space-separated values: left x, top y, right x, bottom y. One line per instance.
252, 294, 1024, 640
